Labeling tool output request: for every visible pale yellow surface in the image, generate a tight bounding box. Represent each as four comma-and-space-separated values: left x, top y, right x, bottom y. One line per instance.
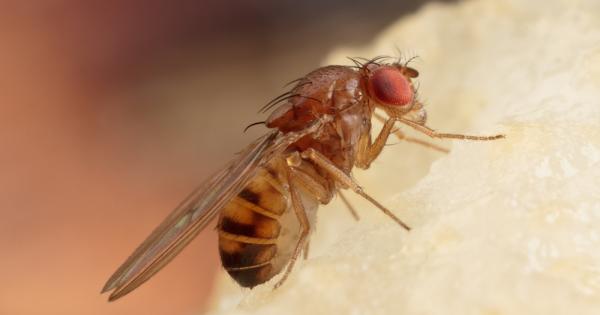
207, 0, 600, 314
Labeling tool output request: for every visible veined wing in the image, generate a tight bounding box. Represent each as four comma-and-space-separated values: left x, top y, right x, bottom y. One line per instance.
102, 131, 278, 301
101, 116, 330, 301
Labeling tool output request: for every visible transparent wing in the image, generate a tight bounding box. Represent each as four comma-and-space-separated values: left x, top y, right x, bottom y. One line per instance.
101, 116, 329, 301
102, 131, 279, 301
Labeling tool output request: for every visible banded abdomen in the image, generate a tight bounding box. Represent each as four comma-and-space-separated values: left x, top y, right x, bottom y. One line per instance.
217, 162, 320, 287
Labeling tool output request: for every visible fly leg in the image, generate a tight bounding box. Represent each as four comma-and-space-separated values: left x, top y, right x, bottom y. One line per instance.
373, 112, 449, 153
286, 152, 333, 204
285, 152, 335, 261
274, 166, 312, 288
301, 148, 410, 231
338, 190, 360, 221
396, 117, 505, 141
355, 116, 396, 169
303, 241, 310, 260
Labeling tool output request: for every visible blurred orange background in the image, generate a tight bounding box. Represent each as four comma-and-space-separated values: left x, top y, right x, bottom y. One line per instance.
0, 1, 447, 314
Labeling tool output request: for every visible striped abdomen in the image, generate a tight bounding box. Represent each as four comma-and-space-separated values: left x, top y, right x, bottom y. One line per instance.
217, 166, 291, 287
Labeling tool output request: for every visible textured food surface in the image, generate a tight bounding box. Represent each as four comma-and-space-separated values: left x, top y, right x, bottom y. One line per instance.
206, 0, 600, 314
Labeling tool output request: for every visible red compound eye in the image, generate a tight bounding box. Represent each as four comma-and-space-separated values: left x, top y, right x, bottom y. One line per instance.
367, 66, 413, 106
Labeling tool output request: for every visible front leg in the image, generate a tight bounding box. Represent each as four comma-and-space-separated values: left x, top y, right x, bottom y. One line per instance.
373, 112, 449, 154
355, 117, 397, 169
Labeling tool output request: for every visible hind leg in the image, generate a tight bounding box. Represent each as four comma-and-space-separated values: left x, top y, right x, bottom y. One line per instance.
273, 164, 312, 288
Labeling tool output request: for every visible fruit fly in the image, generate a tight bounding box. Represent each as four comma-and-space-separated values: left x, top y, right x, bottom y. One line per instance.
102, 56, 504, 301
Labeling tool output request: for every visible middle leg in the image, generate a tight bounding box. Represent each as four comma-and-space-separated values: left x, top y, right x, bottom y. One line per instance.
301, 148, 410, 231
338, 190, 360, 221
